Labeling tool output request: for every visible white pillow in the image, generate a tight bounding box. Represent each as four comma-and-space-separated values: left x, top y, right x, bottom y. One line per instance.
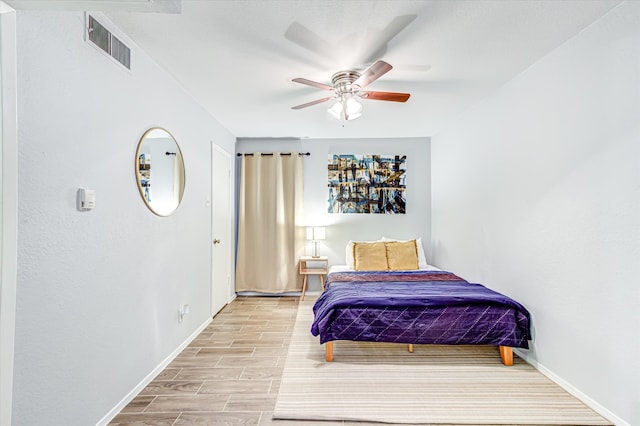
381, 237, 429, 269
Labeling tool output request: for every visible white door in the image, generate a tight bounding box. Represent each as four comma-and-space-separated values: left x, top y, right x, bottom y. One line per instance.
211, 143, 232, 317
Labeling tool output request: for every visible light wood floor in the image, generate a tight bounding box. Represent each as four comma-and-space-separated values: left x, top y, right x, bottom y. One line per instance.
110, 296, 360, 426
109, 296, 604, 426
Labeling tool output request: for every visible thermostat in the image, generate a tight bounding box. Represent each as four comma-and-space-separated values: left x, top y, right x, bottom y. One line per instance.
78, 188, 96, 211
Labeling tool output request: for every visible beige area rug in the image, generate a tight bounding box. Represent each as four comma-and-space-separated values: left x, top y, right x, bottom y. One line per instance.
273, 299, 611, 425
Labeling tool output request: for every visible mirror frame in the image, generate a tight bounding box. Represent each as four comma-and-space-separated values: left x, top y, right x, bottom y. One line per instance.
135, 127, 186, 216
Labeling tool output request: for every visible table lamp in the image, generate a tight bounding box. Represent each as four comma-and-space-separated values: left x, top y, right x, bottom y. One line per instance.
306, 226, 326, 258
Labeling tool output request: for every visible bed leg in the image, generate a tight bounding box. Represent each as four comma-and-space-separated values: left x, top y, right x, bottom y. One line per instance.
325, 342, 334, 362
407, 344, 414, 353
499, 346, 513, 366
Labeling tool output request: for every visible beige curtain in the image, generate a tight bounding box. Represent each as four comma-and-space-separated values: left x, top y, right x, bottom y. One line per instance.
235, 153, 305, 293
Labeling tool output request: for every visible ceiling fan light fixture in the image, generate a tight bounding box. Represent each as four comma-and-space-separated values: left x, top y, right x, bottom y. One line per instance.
345, 96, 363, 120
328, 95, 362, 121
327, 101, 343, 120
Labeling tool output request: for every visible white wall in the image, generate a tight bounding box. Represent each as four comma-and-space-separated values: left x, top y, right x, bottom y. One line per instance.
236, 137, 430, 292
431, 2, 640, 424
12, 11, 235, 425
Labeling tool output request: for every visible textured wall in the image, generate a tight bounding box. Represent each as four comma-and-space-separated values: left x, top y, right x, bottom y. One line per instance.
13, 11, 234, 425
431, 2, 640, 424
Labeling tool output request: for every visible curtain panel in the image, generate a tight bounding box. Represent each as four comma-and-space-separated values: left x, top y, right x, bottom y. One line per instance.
235, 153, 305, 293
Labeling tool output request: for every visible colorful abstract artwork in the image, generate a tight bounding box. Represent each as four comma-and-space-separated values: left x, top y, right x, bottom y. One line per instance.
328, 154, 407, 214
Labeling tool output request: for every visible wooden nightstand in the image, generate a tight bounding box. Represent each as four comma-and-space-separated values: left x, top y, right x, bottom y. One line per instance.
299, 256, 328, 301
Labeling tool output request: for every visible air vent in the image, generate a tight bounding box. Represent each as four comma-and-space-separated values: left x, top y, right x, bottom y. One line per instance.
87, 14, 131, 70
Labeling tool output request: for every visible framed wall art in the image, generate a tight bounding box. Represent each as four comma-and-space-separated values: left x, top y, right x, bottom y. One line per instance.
328, 154, 406, 214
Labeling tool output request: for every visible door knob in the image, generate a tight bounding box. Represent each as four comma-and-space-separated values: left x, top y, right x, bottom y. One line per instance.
213, 239, 221, 244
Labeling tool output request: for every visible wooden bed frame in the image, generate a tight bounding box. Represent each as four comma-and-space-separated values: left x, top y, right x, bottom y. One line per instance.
324, 341, 514, 366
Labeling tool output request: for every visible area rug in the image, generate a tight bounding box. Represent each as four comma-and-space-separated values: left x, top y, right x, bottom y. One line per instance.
273, 299, 611, 425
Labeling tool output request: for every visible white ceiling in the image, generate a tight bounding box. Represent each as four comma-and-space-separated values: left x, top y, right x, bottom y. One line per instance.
8, 0, 622, 139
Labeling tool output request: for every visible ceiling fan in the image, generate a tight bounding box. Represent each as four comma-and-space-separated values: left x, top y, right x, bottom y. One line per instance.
291, 60, 410, 121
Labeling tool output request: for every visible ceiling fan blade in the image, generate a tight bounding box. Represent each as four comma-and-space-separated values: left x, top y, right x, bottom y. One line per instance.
354, 60, 393, 89
291, 97, 332, 110
292, 77, 334, 91
361, 91, 410, 102
360, 15, 418, 66
285, 22, 335, 60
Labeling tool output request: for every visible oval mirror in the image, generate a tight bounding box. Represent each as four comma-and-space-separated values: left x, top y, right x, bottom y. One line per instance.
135, 127, 185, 216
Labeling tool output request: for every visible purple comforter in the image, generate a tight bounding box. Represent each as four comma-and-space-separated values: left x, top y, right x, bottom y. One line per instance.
311, 270, 531, 349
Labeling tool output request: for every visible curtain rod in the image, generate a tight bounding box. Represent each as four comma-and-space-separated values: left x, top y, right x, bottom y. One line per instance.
236, 152, 310, 157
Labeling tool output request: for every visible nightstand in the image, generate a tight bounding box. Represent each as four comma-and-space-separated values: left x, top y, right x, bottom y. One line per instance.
299, 256, 328, 301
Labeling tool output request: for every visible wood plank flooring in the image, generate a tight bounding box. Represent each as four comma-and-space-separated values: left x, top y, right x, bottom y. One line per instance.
108, 296, 609, 426
109, 296, 305, 425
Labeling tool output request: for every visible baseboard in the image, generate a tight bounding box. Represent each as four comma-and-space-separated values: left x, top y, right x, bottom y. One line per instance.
235, 291, 320, 298
96, 317, 213, 426
514, 349, 626, 426
236, 291, 303, 296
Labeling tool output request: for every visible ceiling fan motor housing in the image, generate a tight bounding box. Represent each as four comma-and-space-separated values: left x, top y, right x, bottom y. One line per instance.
331, 70, 361, 96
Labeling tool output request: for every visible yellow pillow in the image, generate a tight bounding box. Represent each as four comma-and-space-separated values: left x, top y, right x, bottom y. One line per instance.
353, 242, 388, 271
385, 240, 418, 270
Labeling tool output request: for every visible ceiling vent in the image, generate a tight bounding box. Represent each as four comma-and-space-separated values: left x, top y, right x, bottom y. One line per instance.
86, 14, 131, 70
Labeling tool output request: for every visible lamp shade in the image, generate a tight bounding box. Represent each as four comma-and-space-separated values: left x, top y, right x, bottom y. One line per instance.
344, 97, 362, 120
313, 226, 326, 240
327, 101, 343, 120
306, 226, 326, 241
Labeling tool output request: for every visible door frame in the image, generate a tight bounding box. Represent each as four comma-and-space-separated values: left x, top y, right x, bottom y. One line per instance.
0, 4, 18, 425
210, 142, 233, 317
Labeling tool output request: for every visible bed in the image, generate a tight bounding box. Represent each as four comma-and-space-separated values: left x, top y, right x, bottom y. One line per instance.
310, 239, 531, 366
